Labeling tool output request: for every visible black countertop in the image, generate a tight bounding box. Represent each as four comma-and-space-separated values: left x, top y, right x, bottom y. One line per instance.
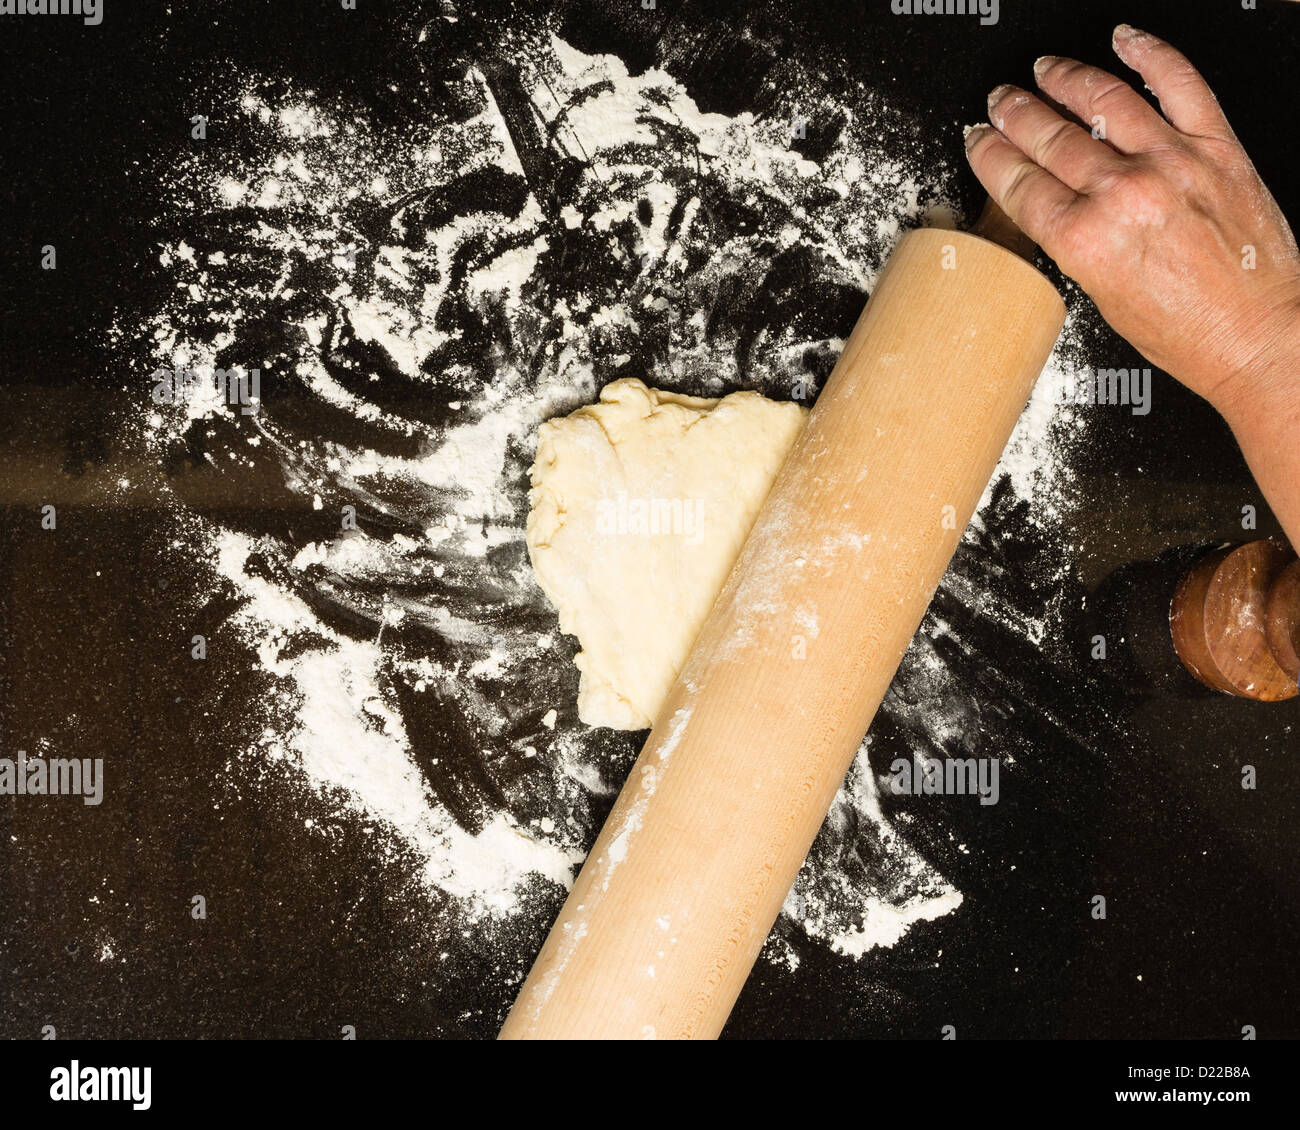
1, 0, 1297, 1040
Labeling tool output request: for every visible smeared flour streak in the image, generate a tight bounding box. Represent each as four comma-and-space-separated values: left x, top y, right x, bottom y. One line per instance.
115, 22, 1097, 974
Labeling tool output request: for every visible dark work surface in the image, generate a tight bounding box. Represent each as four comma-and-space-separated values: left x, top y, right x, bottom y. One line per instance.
1, 0, 1298, 1041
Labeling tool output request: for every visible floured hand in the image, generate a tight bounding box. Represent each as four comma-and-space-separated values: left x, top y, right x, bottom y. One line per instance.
967, 24, 1300, 548
966, 24, 1300, 414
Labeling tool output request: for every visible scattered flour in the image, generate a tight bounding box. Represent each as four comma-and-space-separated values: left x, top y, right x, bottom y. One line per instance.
114, 22, 1097, 976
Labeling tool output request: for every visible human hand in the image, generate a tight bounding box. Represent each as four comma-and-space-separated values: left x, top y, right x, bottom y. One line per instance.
965, 24, 1300, 418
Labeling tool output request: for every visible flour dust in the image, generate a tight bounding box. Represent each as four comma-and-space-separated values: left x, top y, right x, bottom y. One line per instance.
112, 18, 1100, 993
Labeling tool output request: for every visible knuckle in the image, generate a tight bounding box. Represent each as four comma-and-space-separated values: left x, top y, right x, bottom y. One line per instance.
1163, 63, 1206, 95
1103, 167, 1177, 221
1158, 147, 1201, 189
1089, 77, 1138, 115
1136, 143, 1204, 193
1088, 164, 1140, 197
1031, 119, 1078, 168
1002, 164, 1039, 205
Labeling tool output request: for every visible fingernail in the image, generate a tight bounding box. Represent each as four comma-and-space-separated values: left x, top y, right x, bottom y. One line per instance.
987, 84, 1014, 110
1113, 23, 1146, 43
964, 123, 992, 151
1033, 55, 1059, 79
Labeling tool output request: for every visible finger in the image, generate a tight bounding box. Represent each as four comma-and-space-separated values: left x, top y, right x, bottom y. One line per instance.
1032, 54, 1173, 155
965, 124, 1080, 249
987, 84, 1127, 194
1111, 24, 1235, 141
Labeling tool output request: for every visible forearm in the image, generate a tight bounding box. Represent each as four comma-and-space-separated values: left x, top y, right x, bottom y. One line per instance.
1213, 317, 1300, 550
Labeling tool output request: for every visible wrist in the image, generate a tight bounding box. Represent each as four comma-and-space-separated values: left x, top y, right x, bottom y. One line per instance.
1210, 289, 1300, 436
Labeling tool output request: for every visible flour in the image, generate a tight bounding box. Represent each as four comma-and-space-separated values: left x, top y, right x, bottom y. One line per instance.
115, 20, 1097, 985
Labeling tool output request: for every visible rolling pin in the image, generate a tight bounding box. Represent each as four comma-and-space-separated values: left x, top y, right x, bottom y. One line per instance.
1170, 539, 1300, 699
501, 201, 1066, 1040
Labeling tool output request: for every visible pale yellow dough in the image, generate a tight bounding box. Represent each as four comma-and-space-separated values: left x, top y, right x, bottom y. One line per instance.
526, 378, 808, 729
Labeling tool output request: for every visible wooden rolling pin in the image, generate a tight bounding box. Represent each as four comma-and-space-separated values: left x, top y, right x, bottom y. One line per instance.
1170, 539, 1300, 699
501, 202, 1066, 1040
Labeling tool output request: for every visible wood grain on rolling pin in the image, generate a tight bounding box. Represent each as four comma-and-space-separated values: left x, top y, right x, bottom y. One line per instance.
1171, 540, 1298, 701
501, 227, 1066, 1040
1266, 558, 1300, 683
